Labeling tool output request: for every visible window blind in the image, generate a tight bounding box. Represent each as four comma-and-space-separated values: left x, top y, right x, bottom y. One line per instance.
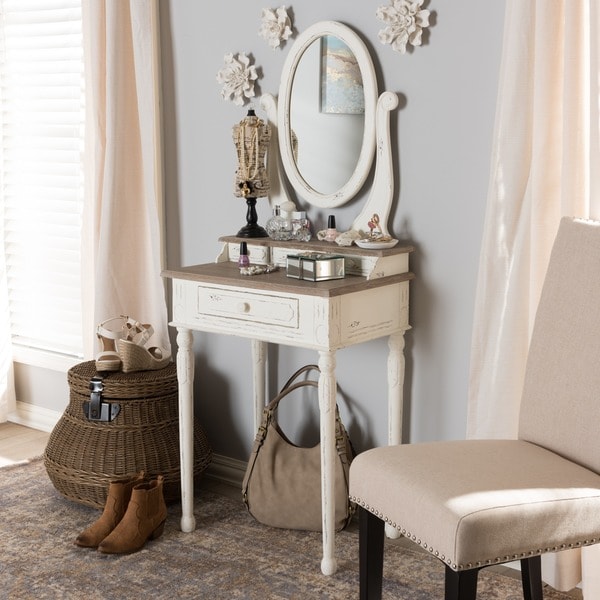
0, 0, 84, 359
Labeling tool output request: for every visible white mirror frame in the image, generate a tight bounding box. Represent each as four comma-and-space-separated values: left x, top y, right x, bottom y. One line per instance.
277, 21, 378, 208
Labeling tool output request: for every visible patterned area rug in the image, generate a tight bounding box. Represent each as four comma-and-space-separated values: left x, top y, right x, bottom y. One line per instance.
1, 458, 576, 599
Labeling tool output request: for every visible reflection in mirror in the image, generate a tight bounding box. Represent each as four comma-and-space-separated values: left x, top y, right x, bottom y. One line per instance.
291, 36, 365, 195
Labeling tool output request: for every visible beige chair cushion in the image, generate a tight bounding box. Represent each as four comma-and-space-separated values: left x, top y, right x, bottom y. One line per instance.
349, 439, 600, 570
519, 217, 600, 473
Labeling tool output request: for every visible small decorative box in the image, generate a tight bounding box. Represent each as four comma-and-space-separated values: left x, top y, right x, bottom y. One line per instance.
286, 252, 345, 281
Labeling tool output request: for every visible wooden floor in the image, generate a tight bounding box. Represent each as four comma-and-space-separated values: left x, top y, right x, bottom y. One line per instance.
0, 423, 584, 598
0, 422, 50, 467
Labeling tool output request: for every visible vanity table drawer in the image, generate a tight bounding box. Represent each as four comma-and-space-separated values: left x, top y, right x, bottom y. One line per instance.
197, 287, 299, 328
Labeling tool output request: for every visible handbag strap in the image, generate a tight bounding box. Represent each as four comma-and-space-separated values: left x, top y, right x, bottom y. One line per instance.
254, 378, 350, 458
279, 364, 320, 392
268, 379, 318, 411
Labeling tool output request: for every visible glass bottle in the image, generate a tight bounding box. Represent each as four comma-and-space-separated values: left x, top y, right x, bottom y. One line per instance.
324, 215, 338, 242
266, 205, 292, 241
291, 211, 312, 242
238, 241, 250, 267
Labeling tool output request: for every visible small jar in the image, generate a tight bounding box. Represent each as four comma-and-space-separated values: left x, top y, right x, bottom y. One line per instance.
291, 211, 311, 242
266, 205, 292, 241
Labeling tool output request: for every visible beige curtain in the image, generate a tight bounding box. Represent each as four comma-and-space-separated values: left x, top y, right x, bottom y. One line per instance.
468, 0, 600, 595
0, 13, 15, 422
0, 238, 16, 423
81, 0, 170, 358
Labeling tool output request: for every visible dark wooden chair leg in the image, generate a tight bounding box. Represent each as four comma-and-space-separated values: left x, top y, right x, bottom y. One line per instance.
359, 506, 385, 600
521, 556, 543, 600
445, 565, 479, 600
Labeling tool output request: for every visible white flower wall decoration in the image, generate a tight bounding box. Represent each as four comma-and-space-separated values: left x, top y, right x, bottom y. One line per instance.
376, 0, 431, 54
216, 52, 259, 106
258, 6, 293, 49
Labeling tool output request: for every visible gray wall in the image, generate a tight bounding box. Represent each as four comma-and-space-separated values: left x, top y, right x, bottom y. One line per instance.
160, 1, 506, 460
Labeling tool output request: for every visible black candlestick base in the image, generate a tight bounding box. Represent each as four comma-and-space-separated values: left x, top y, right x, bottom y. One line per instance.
237, 197, 268, 238
237, 223, 268, 238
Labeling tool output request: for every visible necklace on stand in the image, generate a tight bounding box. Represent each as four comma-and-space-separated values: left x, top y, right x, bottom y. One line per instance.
237, 122, 260, 197
232, 111, 269, 238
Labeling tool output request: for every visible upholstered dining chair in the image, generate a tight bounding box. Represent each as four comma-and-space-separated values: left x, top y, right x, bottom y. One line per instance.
349, 217, 600, 600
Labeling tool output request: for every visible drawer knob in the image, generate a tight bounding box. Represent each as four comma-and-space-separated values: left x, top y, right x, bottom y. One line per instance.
238, 302, 251, 313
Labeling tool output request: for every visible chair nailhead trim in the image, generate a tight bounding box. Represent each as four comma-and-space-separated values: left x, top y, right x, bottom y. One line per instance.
349, 494, 600, 572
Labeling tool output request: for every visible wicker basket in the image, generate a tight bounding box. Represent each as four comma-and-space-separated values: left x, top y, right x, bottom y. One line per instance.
44, 360, 212, 509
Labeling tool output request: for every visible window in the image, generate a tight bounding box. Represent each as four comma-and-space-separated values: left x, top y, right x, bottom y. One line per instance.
0, 0, 85, 366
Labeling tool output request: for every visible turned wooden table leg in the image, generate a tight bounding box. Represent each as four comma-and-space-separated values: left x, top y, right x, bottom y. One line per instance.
176, 327, 196, 532
386, 330, 406, 540
318, 349, 338, 576
251, 339, 267, 433
388, 330, 406, 446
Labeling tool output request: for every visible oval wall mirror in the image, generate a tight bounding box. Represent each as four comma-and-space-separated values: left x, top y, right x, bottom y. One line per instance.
278, 21, 378, 208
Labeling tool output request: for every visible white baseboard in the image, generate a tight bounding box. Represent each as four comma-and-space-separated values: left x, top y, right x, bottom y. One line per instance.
9, 401, 62, 433
204, 453, 246, 488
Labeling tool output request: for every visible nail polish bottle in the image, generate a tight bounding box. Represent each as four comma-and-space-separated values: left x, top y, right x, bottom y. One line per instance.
324, 215, 338, 242
238, 241, 250, 267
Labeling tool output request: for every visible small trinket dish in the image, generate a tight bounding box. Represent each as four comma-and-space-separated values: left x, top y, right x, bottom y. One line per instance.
355, 238, 399, 249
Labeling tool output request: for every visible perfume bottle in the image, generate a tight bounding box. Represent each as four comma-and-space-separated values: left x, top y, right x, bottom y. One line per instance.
265, 205, 292, 241
238, 241, 250, 267
291, 211, 311, 242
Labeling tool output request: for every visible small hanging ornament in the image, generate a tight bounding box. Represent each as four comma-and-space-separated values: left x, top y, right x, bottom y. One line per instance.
258, 6, 293, 49
376, 0, 431, 54
216, 52, 259, 106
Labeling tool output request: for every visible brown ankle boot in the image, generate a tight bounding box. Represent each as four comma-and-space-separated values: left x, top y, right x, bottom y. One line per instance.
97, 475, 167, 554
74, 471, 145, 548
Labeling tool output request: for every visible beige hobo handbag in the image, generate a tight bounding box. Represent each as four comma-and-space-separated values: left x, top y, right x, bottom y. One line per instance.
242, 365, 355, 532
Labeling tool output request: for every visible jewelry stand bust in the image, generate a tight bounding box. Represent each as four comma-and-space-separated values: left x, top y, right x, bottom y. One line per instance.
232, 109, 270, 238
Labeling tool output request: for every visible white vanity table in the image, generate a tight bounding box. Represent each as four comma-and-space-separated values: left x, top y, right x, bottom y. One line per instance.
167, 18, 412, 575
163, 236, 413, 575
